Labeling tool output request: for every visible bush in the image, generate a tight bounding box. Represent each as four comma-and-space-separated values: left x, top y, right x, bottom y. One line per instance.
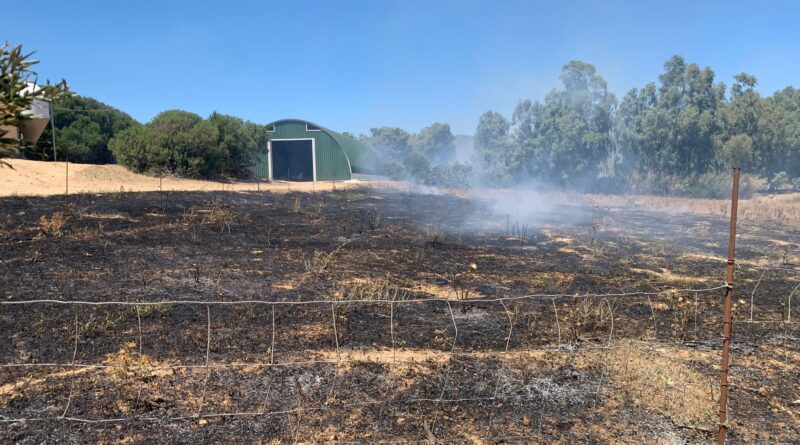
30, 94, 137, 163
402, 152, 431, 182
625, 171, 764, 198
768, 172, 791, 191
207, 112, 266, 177
109, 110, 267, 179
426, 163, 473, 188
108, 126, 157, 173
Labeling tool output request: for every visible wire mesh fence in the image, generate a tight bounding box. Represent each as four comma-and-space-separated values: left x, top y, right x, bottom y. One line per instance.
4, 279, 797, 443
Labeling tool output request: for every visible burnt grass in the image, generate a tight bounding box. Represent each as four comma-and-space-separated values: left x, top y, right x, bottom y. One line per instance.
1, 187, 799, 444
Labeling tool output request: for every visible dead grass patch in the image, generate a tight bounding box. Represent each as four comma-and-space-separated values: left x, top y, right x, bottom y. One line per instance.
629, 267, 709, 284
604, 342, 717, 427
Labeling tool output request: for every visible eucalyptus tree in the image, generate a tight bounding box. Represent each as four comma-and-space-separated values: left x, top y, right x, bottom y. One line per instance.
474, 111, 512, 184
409, 122, 456, 165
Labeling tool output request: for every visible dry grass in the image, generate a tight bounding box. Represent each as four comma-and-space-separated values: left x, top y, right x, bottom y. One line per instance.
604, 342, 717, 428
333, 277, 413, 301
423, 225, 444, 245
291, 195, 303, 214
0, 159, 360, 196
572, 192, 800, 227
38, 211, 68, 235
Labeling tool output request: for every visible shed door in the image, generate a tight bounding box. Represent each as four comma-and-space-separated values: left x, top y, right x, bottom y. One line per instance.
271, 140, 314, 181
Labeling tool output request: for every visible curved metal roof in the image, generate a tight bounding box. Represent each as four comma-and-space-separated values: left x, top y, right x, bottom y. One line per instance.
267, 118, 381, 174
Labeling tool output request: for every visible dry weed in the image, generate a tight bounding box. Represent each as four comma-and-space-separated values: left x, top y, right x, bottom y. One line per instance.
423, 225, 444, 245
605, 343, 717, 427
333, 276, 412, 301
291, 195, 303, 214
39, 211, 68, 235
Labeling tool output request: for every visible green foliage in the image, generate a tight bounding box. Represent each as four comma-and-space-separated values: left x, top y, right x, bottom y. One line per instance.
31, 94, 137, 163
625, 171, 764, 199
474, 111, 512, 184
469, 54, 800, 196
616, 56, 722, 176
402, 152, 431, 181
55, 116, 105, 162
507, 61, 616, 185
768, 87, 800, 179
149, 109, 202, 135
409, 122, 456, 165
366, 123, 457, 179
718, 134, 754, 170
1, 42, 67, 163
109, 110, 267, 179
107, 125, 157, 173
427, 163, 473, 188
207, 112, 266, 176
768, 172, 791, 192
365, 127, 411, 161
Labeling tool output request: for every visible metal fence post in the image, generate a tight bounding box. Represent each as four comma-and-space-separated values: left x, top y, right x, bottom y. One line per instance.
717, 167, 740, 445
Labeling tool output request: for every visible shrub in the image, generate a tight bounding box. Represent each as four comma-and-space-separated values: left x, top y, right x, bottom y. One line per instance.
109, 110, 268, 179
768, 172, 791, 192
625, 171, 764, 199
108, 126, 158, 173
426, 163, 473, 189
403, 152, 431, 182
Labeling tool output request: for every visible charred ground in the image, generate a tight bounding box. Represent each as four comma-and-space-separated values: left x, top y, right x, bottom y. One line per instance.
1, 187, 798, 444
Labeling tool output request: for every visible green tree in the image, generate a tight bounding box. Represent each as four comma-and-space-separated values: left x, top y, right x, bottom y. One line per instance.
31, 94, 137, 163
474, 111, 512, 183
0, 42, 67, 164
146, 110, 204, 174
769, 87, 800, 179
511, 60, 616, 186
108, 125, 158, 173
55, 116, 106, 162
110, 110, 266, 179
207, 112, 268, 176
718, 73, 789, 177
402, 151, 431, 181
410, 122, 456, 165
171, 119, 223, 178
717, 133, 754, 170
365, 127, 411, 161
616, 56, 722, 176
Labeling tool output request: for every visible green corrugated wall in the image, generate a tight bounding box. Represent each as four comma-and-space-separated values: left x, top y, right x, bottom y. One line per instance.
249, 119, 352, 181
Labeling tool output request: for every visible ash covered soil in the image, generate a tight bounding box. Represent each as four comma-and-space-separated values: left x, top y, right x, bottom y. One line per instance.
1, 187, 798, 444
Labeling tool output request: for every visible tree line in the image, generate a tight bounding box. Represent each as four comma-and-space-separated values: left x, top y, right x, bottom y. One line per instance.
7, 41, 800, 196
357, 123, 472, 188
30, 99, 268, 179
108, 110, 268, 178
471, 56, 800, 196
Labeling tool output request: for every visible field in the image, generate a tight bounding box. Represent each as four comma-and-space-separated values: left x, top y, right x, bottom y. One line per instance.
1, 178, 799, 444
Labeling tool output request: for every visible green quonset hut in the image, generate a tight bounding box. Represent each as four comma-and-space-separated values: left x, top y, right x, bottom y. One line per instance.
249, 118, 379, 181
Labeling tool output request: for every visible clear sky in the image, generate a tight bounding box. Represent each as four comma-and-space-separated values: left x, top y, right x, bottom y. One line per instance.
7, 0, 800, 135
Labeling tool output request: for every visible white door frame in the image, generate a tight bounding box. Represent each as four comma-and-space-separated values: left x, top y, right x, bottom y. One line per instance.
268, 138, 316, 182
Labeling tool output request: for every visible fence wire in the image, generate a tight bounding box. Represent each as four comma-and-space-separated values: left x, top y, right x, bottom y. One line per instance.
1, 278, 797, 443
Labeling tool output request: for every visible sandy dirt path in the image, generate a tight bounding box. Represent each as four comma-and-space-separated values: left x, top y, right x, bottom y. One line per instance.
0, 159, 362, 196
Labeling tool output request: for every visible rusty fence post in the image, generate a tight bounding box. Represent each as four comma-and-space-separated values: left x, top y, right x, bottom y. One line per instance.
65, 160, 69, 210
717, 167, 740, 445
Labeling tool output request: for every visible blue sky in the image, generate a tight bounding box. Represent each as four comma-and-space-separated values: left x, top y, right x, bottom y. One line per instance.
7, 0, 800, 135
